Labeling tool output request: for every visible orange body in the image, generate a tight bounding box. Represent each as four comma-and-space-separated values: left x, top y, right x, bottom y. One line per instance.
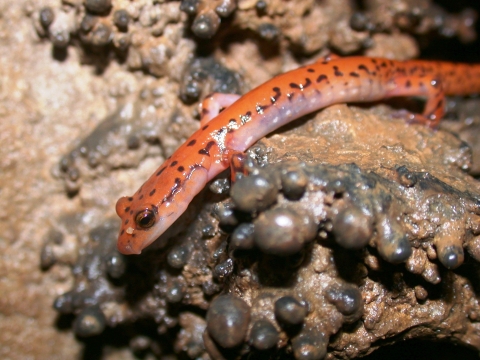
116, 56, 480, 254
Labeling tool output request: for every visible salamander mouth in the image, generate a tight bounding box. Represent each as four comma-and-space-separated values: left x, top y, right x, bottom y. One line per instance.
117, 234, 142, 255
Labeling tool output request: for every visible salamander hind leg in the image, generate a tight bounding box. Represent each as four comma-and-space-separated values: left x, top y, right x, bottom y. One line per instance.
387, 77, 446, 128
200, 93, 241, 126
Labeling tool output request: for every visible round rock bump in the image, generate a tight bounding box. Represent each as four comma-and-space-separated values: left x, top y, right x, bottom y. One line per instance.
230, 223, 255, 249
274, 296, 307, 326
254, 208, 309, 256
214, 202, 239, 228
106, 252, 126, 278
349, 12, 369, 31
191, 10, 221, 39
292, 327, 328, 360
80, 14, 97, 33
166, 282, 185, 303
325, 283, 363, 316
180, 0, 200, 15
256, 0, 268, 12
84, 0, 112, 14
206, 294, 251, 348
53, 291, 74, 314
213, 258, 234, 279
376, 215, 412, 263
90, 23, 113, 46
39, 7, 55, 28
113, 9, 129, 31
231, 174, 278, 213
73, 305, 106, 337
281, 168, 308, 200
167, 245, 190, 269
215, 0, 236, 17
332, 206, 373, 249
249, 319, 279, 350
209, 178, 230, 194
437, 244, 464, 269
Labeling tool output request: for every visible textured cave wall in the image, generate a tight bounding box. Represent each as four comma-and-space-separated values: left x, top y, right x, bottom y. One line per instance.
1, 0, 480, 359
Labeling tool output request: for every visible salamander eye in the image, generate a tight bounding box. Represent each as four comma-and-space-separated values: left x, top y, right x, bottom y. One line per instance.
135, 209, 156, 229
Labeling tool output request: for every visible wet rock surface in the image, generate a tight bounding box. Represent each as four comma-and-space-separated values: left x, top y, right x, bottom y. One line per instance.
2, 0, 480, 359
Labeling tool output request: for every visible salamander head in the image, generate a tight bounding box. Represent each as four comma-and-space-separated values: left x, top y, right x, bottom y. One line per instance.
115, 158, 210, 255
115, 195, 176, 255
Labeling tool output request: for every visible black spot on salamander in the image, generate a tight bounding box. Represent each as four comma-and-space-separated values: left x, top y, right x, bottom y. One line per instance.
333, 66, 343, 76
149, 189, 156, 196
405, 80, 412, 88
380, 61, 387, 68
349, 72, 359, 77
187, 139, 197, 147
170, 160, 178, 167
120, 230, 124, 236
271, 87, 282, 103
290, 78, 312, 90
409, 66, 418, 75
287, 92, 295, 101
198, 140, 216, 156
170, 178, 182, 198
124, 219, 129, 225
256, 104, 269, 113
130, 210, 133, 215
371, 58, 378, 64
156, 167, 167, 176
358, 64, 369, 74
316, 74, 328, 83
201, 108, 209, 117
177, 166, 185, 172
202, 124, 209, 130
307, 68, 315, 73
128, 197, 133, 201
125, 206, 130, 212
139, 194, 144, 200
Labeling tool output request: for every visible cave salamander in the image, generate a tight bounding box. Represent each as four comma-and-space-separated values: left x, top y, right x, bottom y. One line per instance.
116, 55, 480, 254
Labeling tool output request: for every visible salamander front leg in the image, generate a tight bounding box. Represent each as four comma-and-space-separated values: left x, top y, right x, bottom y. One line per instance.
229, 152, 249, 183
200, 93, 241, 126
